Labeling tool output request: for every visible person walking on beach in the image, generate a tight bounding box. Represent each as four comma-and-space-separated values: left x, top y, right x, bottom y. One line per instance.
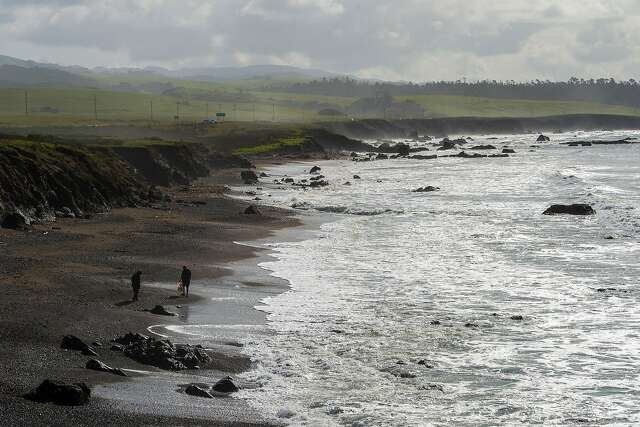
181, 266, 192, 297
131, 271, 142, 301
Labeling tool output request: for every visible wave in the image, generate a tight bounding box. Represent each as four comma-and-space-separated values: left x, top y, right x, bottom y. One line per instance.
291, 202, 401, 216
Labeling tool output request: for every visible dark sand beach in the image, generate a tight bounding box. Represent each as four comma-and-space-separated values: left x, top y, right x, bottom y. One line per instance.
0, 168, 298, 426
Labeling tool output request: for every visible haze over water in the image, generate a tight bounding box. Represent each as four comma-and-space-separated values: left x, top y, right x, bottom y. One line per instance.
238, 131, 640, 425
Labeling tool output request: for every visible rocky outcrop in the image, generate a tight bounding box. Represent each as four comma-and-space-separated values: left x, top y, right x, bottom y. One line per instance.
537, 135, 551, 142
543, 204, 596, 215
24, 380, 91, 406
112, 332, 211, 371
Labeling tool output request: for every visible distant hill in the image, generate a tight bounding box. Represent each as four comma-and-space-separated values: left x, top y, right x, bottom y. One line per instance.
0, 64, 97, 87
95, 64, 339, 81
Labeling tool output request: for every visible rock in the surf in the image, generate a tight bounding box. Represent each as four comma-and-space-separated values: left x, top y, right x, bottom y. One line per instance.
212, 376, 239, 393
412, 186, 440, 193
537, 135, 551, 142
542, 204, 595, 215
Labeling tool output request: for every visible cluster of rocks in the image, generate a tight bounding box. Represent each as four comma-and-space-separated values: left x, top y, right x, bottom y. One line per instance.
112, 332, 211, 371
273, 174, 329, 189
437, 137, 469, 151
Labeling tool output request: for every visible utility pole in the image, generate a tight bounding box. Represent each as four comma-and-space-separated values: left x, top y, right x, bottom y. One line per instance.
205, 102, 209, 119
272, 103, 275, 122
93, 95, 98, 121
176, 102, 180, 122
233, 104, 236, 121
252, 103, 256, 122
150, 99, 153, 121
24, 91, 28, 116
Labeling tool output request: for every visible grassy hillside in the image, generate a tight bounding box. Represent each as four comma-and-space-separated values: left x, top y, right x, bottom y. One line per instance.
1, 83, 640, 127
400, 94, 640, 118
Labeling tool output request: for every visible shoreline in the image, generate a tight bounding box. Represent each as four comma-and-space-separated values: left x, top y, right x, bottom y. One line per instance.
0, 164, 317, 426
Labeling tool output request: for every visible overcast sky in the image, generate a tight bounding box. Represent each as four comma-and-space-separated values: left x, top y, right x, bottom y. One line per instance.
0, 0, 639, 82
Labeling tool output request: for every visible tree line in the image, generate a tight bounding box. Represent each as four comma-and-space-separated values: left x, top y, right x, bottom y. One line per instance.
272, 77, 640, 108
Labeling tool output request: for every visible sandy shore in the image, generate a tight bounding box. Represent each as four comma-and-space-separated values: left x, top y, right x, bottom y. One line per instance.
0, 167, 301, 426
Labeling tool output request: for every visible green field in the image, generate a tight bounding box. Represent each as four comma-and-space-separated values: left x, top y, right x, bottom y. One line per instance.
1, 80, 640, 128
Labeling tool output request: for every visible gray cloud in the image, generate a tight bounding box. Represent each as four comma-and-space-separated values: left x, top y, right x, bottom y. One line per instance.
0, 0, 639, 81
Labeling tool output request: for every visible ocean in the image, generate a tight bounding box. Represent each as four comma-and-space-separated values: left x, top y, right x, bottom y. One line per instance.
237, 131, 640, 426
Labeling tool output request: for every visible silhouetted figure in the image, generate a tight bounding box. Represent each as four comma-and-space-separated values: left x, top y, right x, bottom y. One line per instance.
181, 266, 191, 297
131, 271, 142, 301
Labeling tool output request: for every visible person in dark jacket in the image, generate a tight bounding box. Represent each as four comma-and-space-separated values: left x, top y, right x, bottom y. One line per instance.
131, 271, 142, 301
180, 266, 192, 297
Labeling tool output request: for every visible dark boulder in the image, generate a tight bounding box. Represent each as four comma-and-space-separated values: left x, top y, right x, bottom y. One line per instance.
61, 335, 97, 355
396, 143, 411, 156
376, 153, 389, 160
411, 154, 437, 160
25, 380, 91, 406
537, 135, 551, 142
542, 204, 595, 216
212, 376, 239, 393
284, 178, 294, 183
353, 175, 361, 180
259, 172, 268, 178
148, 305, 178, 316
61, 335, 89, 351
455, 152, 485, 159
510, 315, 524, 321
1, 211, 29, 230
240, 170, 259, 184
502, 148, 516, 154
185, 384, 213, 399
310, 166, 322, 174
412, 186, 440, 193
86, 359, 127, 376
244, 205, 261, 215
309, 180, 329, 188
470, 145, 496, 150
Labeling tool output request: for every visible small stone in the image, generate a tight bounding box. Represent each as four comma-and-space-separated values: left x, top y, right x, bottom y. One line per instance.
185, 384, 213, 399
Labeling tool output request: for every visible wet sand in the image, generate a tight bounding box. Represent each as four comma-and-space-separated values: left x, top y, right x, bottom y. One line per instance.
0, 168, 298, 426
